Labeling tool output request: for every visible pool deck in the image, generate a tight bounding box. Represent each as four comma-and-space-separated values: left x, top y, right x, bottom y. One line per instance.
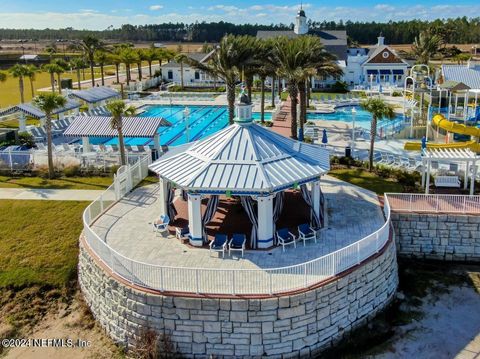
91, 175, 385, 270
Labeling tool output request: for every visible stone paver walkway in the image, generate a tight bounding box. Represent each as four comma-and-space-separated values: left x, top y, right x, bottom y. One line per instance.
92, 175, 385, 270
0, 188, 103, 201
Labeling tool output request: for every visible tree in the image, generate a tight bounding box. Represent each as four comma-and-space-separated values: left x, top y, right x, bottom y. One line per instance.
360, 97, 396, 171
188, 35, 257, 124
94, 50, 109, 86
106, 100, 136, 166
174, 53, 188, 89
9, 64, 29, 103
52, 59, 68, 94
253, 39, 276, 124
70, 57, 86, 89
109, 53, 122, 84
412, 30, 443, 64
79, 35, 104, 86
25, 65, 38, 98
119, 48, 139, 86
43, 63, 63, 92
0, 71, 7, 83
33, 93, 67, 178
144, 48, 157, 78
135, 49, 146, 81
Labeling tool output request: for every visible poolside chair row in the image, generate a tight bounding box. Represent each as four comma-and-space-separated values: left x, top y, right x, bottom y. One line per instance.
209, 233, 247, 258
277, 224, 320, 252
80, 106, 110, 117
373, 151, 423, 172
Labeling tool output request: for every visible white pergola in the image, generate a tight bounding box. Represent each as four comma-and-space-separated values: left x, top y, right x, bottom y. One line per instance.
422, 148, 479, 195
149, 96, 330, 249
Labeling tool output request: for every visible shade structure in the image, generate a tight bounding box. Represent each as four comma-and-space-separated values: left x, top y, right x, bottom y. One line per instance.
0, 99, 81, 119
69, 87, 120, 104
149, 122, 330, 194
64, 116, 171, 138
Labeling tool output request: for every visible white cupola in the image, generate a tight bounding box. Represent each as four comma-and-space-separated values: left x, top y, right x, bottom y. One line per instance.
294, 6, 308, 35
377, 32, 385, 46
235, 90, 253, 124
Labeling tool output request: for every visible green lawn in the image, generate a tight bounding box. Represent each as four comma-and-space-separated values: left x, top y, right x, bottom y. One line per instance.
0, 176, 113, 190
329, 168, 404, 195
0, 200, 88, 288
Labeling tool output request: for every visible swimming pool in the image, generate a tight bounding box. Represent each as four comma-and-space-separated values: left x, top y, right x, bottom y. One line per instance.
88, 104, 401, 147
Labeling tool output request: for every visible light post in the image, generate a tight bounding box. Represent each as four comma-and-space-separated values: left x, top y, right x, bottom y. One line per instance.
369, 74, 373, 95
351, 107, 357, 156
183, 106, 191, 143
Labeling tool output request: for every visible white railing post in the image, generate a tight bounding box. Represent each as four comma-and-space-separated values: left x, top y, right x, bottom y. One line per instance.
409, 194, 413, 212
435, 195, 439, 212
232, 271, 235, 295
196, 271, 200, 294
357, 242, 361, 264
269, 272, 273, 295
160, 267, 164, 292
304, 264, 308, 288
376, 232, 380, 252
463, 196, 467, 214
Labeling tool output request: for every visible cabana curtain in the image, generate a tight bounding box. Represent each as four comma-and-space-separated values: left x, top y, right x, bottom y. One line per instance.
272, 192, 285, 245
181, 189, 188, 201
241, 196, 258, 249
202, 195, 219, 242
167, 183, 177, 220
300, 184, 321, 229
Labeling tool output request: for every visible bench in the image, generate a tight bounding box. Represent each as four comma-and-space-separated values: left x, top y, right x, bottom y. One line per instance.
435, 176, 461, 188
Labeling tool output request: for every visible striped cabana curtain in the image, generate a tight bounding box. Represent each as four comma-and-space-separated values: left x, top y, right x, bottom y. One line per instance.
167, 183, 178, 220
181, 189, 188, 201
240, 196, 258, 249
319, 188, 325, 228
202, 195, 219, 242
300, 184, 321, 229
272, 191, 285, 246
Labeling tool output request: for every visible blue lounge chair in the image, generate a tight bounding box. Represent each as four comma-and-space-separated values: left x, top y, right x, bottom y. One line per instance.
298, 223, 318, 246
153, 214, 170, 234
175, 226, 190, 242
210, 234, 228, 258
229, 233, 246, 257
277, 228, 296, 252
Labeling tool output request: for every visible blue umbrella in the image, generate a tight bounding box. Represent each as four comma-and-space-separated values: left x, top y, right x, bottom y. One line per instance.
322, 129, 328, 145
421, 136, 427, 153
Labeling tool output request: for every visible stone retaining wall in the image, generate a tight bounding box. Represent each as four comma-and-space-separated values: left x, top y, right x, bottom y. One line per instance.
391, 212, 480, 261
78, 237, 398, 358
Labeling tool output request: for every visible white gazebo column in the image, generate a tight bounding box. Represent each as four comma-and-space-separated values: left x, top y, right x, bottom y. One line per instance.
188, 193, 203, 247
470, 160, 477, 196
153, 133, 161, 156
158, 177, 169, 217
18, 113, 26, 132
82, 136, 91, 152
257, 194, 274, 249
464, 162, 469, 190
425, 159, 431, 194
311, 180, 322, 224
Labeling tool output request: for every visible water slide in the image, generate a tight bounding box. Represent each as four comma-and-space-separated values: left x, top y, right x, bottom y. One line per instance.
404, 114, 480, 152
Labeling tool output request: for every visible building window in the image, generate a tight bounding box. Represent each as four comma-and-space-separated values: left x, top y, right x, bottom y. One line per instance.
167, 70, 173, 80
195, 71, 200, 80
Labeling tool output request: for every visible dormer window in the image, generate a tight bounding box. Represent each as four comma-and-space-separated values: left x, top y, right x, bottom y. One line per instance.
382, 51, 390, 59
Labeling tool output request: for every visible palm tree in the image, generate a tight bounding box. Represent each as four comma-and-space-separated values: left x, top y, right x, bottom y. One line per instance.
33, 93, 67, 178
360, 97, 396, 171
70, 57, 86, 89
109, 53, 122, 84
43, 63, 63, 92
105, 100, 136, 166
25, 65, 38, 98
144, 48, 157, 78
136, 49, 146, 81
9, 64, 29, 103
188, 35, 258, 124
253, 39, 276, 124
52, 59, 68, 94
412, 30, 443, 64
79, 35, 104, 86
119, 48, 139, 86
94, 50, 109, 86
174, 53, 188, 89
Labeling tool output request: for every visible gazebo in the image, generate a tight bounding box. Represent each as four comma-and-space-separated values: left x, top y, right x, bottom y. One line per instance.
0, 99, 81, 131
421, 148, 479, 195
149, 94, 330, 249
68, 87, 120, 110
64, 116, 171, 154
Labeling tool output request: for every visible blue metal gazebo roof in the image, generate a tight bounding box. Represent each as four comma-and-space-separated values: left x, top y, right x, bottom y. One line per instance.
0, 99, 81, 119
69, 87, 120, 104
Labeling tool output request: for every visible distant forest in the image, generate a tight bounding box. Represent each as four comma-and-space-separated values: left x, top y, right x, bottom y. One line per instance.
0, 17, 479, 44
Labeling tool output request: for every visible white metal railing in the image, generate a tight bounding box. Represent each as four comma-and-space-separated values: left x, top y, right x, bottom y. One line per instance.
82, 165, 392, 295
386, 193, 480, 214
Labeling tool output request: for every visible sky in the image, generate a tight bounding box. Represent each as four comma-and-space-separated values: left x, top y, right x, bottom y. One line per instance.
0, 1, 479, 30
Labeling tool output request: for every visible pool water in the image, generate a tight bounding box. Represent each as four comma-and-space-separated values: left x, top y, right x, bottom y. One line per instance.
89, 105, 400, 147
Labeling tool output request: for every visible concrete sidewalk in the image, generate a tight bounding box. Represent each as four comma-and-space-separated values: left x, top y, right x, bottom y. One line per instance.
0, 188, 103, 201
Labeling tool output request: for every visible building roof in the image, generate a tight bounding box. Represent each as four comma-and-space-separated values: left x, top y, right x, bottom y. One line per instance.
256, 30, 348, 60
423, 148, 479, 161
0, 99, 81, 119
442, 64, 480, 90
161, 50, 215, 69
64, 116, 171, 138
149, 122, 330, 194
364, 46, 409, 66
69, 87, 120, 104
19, 54, 39, 60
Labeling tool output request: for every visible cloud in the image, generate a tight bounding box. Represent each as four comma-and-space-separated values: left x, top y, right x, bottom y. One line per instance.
2, 4, 480, 30
149, 5, 164, 11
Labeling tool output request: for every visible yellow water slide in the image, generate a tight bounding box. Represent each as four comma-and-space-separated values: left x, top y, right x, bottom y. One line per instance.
404, 114, 480, 152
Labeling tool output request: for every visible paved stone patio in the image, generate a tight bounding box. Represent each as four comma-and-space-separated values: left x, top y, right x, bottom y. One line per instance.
91, 175, 385, 270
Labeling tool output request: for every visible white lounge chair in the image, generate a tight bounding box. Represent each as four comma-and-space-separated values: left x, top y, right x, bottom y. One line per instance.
228, 233, 246, 257
277, 228, 296, 252
209, 234, 228, 258
297, 223, 318, 246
